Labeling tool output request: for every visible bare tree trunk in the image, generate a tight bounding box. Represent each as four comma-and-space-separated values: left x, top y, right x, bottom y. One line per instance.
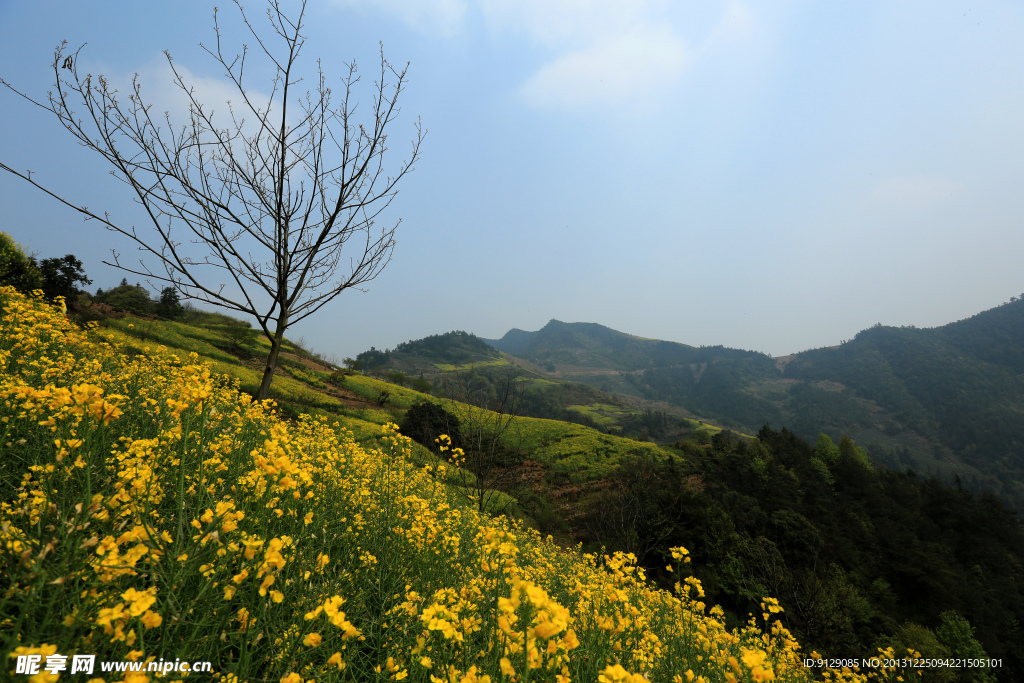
257, 311, 289, 401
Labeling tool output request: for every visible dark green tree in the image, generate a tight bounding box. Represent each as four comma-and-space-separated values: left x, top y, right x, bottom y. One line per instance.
356, 348, 390, 370
32, 254, 92, 303
400, 401, 463, 453
223, 320, 258, 356
386, 370, 409, 387
155, 286, 184, 320
408, 377, 432, 394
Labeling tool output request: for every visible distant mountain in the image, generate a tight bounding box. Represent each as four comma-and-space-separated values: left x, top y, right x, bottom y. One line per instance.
355, 323, 743, 444
486, 319, 780, 428
485, 319, 762, 372
484, 301, 1024, 509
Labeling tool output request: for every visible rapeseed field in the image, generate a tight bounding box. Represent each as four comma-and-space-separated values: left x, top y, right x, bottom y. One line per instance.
1, 287, 911, 682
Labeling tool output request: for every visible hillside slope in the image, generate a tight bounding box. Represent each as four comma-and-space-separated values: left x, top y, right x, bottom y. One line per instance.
7, 287, 1020, 677
353, 318, 1024, 672
62, 305, 694, 521
1, 285, 833, 682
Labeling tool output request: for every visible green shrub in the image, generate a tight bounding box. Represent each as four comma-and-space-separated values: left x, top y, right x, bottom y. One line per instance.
409, 377, 433, 393
95, 278, 156, 316
0, 231, 43, 294
400, 400, 463, 452
222, 320, 258, 356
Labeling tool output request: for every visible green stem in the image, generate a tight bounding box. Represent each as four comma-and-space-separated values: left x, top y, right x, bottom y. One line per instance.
176, 413, 189, 544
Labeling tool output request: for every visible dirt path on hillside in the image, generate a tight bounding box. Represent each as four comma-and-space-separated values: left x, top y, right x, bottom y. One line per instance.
279, 351, 338, 373
243, 354, 372, 409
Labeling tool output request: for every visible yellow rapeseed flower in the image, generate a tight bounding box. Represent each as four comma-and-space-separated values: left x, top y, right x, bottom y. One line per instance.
140, 610, 163, 629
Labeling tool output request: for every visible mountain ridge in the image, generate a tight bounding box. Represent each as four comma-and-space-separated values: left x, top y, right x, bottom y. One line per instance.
478, 298, 1024, 508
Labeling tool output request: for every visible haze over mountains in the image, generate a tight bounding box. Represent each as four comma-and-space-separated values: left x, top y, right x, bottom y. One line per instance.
488, 299, 1024, 507
371, 297, 1024, 509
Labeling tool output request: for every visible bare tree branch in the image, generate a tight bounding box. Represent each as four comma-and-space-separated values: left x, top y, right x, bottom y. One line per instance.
440, 367, 528, 515
0, 0, 424, 400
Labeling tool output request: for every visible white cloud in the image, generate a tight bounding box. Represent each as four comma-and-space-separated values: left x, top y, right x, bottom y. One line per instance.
490, 1, 757, 111
326, 0, 751, 112
870, 175, 961, 213
331, 0, 469, 36
519, 24, 686, 110
97, 58, 278, 140
479, 0, 659, 46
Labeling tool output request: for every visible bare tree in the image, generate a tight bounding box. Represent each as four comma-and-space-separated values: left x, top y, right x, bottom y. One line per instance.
440, 367, 528, 515
582, 453, 677, 561
0, 0, 423, 400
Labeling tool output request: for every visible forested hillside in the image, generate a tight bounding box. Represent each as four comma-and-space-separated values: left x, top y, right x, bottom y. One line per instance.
781, 299, 1024, 505
483, 302, 1024, 510
573, 426, 1024, 676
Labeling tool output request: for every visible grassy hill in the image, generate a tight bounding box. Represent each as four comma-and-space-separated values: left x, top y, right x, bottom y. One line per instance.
358, 327, 741, 446
60, 303, 698, 525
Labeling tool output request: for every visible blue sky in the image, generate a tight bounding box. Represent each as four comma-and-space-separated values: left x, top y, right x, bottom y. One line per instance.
1, 0, 1022, 361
